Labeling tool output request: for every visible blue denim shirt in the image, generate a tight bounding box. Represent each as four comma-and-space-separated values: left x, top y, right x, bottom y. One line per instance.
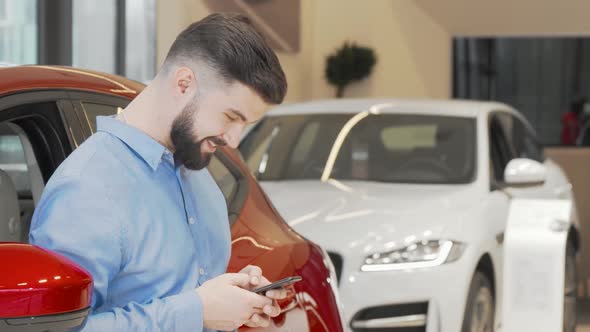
29, 116, 232, 331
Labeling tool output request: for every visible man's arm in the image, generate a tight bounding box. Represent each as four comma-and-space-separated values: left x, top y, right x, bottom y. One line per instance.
29, 177, 204, 332
81, 293, 202, 331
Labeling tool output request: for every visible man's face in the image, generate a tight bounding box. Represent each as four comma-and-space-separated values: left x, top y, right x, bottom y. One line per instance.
171, 80, 269, 170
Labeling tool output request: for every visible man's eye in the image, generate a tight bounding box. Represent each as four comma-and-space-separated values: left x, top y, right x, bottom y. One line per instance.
225, 114, 236, 121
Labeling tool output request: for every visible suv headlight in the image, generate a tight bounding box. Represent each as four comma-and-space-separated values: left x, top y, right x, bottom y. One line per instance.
361, 240, 465, 272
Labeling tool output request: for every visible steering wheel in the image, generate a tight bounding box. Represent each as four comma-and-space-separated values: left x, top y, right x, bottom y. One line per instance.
392, 157, 453, 178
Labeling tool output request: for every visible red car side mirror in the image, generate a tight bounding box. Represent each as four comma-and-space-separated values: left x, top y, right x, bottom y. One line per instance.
0, 243, 92, 332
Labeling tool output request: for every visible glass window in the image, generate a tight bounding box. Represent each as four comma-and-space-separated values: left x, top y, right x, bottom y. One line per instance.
0, 1, 6, 19
524, 133, 543, 161
284, 121, 320, 176
0, 0, 37, 65
380, 125, 437, 150
72, 0, 116, 73
0, 134, 29, 193
126, 0, 156, 82
72, 0, 156, 81
79, 102, 120, 133
290, 122, 320, 164
580, 126, 590, 146
494, 112, 544, 162
489, 116, 513, 182
242, 124, 280, 177
454, 37, 590, 146
511, 116, 543, 162
241, 114, 477, 184
512, 119, 526, 158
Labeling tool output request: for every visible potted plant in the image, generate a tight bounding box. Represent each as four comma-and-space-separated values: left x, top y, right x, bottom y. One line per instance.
325, 42, 377, 98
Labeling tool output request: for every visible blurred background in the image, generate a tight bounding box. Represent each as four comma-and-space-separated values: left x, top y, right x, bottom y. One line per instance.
4, 0, 590, 330
6, 0, 590, 145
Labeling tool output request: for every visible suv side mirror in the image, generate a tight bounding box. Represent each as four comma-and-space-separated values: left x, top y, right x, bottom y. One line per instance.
504, 158, 547, 186
0, 243, 92, 332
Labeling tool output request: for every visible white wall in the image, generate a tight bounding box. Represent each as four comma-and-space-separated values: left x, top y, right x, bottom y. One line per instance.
156, 0, 451, 103
156, 0, 313, 103
307, 0, 450, 100
415, 0, 590, 37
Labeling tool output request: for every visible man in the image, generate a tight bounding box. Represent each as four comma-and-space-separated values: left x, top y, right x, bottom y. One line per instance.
561, 97, 585, 145
29, 13, 288, 331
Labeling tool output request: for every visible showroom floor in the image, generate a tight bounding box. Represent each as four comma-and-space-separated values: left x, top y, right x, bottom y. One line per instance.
578, 300, 590, 332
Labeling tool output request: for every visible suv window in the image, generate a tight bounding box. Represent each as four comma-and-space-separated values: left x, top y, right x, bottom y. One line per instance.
510, 115, 543, 162
0, 134, 29, 194
241, 114, 477, 184
79, 102, 120, 133
489, 115, 513, 183
581, 126, 590, 146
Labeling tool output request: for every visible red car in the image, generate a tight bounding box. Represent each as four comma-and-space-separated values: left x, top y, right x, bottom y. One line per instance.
0, 66, 343, 332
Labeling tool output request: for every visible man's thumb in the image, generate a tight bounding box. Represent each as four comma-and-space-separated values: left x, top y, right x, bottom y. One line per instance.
225, 273, 251, 288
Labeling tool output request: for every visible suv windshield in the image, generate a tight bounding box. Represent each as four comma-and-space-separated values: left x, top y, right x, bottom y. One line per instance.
240, 113, 476, 184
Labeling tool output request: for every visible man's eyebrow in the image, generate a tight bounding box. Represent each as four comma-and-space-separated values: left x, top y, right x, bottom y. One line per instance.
228, 108, 248, 122
229, 108, 257, 124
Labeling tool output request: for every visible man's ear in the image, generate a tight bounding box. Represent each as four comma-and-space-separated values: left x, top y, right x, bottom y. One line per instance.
174, 67, 196, 95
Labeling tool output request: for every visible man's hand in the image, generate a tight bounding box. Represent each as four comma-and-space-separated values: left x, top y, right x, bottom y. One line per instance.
238, 265, 288, 328
195, 273, 273, 331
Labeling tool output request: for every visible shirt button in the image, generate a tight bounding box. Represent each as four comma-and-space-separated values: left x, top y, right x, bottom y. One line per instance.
188, 217, 195, 225
199, 268, 205, 275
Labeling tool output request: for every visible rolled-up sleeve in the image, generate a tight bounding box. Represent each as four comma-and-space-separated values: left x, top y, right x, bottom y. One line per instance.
29, 176, 204, 331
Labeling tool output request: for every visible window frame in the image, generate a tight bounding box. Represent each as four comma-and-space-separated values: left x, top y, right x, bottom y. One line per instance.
488, 111, 515, 189
579, 123, 590, 146
0, 90, 77, 182
510, 113, 544, 162
65, 90, 131, 138
241, 113, 478, 184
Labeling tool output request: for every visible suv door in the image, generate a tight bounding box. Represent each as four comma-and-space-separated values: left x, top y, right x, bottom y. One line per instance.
502, 112, 571, 200
0, 91, 79, 242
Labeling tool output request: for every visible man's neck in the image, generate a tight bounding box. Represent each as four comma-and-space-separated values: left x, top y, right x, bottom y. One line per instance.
118, 87, 176, 152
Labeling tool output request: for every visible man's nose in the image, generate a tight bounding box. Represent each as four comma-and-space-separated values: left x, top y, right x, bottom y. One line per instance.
222, 128, 240, 149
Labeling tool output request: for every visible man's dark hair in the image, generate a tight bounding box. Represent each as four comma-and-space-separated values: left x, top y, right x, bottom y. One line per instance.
163, 13, 287, 104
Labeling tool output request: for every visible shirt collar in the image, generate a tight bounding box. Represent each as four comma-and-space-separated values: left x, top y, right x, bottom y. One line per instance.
97, 116, 170, 171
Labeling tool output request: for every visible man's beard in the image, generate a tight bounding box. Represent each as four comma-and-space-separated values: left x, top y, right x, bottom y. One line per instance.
170, 105, 225, 170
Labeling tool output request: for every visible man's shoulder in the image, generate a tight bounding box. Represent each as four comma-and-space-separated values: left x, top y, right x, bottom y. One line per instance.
48, 132, 137, 189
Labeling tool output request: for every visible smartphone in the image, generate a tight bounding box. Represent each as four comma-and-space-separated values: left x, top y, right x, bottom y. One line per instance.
252, 276, 303, 294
